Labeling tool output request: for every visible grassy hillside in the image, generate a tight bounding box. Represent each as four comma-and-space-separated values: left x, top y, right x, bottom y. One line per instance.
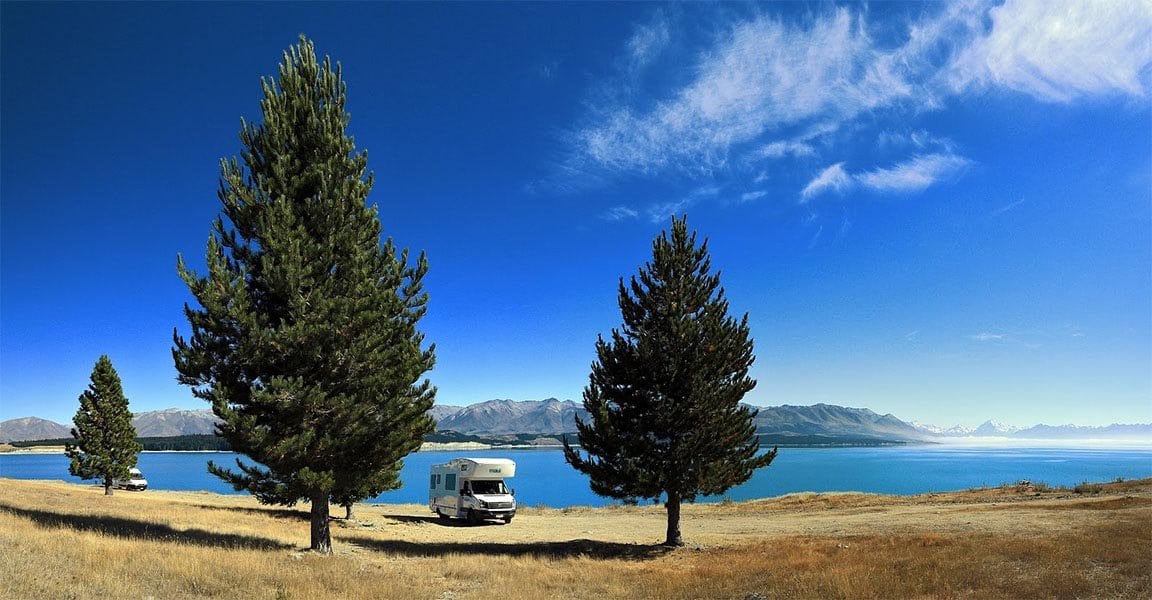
1, 478, 1149, 599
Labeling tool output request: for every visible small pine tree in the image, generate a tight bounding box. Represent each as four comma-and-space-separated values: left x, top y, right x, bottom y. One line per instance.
66, 356, 142, 496
564, 215, 777, 546
173, 36, 435, 553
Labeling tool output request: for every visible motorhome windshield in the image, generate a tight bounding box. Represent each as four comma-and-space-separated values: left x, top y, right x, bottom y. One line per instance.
471, 480, 507, 495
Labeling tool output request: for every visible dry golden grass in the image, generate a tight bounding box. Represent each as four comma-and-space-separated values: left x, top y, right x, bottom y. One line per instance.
1, 477, 1148, 599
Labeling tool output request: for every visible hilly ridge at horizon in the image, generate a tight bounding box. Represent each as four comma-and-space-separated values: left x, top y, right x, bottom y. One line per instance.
2, 400, 1148, 444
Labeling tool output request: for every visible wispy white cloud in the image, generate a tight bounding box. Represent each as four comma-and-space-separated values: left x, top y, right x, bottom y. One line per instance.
856, 154, 971, 193
740, 190, 768, 203
802, 153, 971, 200
759, 121, 842, 161
537, 59, 561, 81
601, 206, 639, 221
647, 199, 693, 223
626, 13, 672, 71
877, 129, 955, 153
969, 331, 1042, 349
801, 163, 852, 202
990, 197, 1027, 216
576, 9, 913, 175
837, 213, 853, 239
758, 140, 817, 159
567, 0, 1152, 208
950, 0, 1152, 102
807, 224, 824, 249
646, 186, 720, 223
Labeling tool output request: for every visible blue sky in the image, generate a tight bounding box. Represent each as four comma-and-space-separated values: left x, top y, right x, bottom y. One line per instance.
2, 1, 1149, 429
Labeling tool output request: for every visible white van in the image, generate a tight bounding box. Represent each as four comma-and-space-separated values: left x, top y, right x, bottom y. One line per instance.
429, 458, 516, 524
113, 467, 148, 491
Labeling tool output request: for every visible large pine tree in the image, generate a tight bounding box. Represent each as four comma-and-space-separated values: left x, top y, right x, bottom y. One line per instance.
172, 36, 436, 553
66, 355, 142, 496
564, 216, 777, 546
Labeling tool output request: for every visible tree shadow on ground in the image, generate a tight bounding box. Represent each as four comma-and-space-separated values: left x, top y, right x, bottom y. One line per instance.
190, 503, 310, 521
0, 503, 291, 551
379, 514, 502, 528
342, 535, 674, 561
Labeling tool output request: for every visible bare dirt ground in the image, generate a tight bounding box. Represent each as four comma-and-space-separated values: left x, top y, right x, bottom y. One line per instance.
348, 479, 1152, 549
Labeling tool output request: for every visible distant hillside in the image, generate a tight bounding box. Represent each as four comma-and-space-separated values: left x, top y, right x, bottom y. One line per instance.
434, 400, 932, 444
434, 398, 588, 435
132, 409, 220, 437
0, 410, 224, 442
428, 404, 465, 424
0, 417, 71, 443
3, 401, 1147, 445
751, 403, 928, 443
0, 400, 588, 441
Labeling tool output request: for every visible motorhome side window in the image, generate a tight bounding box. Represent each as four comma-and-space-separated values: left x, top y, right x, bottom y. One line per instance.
429, 474, 436, 489
445, 474, 456, 491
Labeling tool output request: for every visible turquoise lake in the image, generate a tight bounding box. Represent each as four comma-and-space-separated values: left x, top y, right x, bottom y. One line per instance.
2, 445, 1149, 507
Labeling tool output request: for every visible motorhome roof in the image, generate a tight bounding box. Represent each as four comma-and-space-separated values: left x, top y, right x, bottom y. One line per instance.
434, 457, 516, 478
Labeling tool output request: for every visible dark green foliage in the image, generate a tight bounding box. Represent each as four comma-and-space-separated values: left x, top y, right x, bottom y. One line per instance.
65, 356, 142, 496
564, 216, 777, 546
172, 36, 435, 553
424, 431, 560, 446
139, 435, 232, 452
14, 435, 230, 451
423, 430, 492, 444
10, 439, 75, 447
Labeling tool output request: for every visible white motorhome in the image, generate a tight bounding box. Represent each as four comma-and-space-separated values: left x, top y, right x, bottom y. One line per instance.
429, 458, 516, 524
113, 467, 148, 491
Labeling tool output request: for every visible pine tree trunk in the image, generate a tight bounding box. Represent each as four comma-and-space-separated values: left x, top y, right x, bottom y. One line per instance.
104, 476, 113, 496
344, 503, 354, 521
310, 493, 332, 554
664, 492, 683, 547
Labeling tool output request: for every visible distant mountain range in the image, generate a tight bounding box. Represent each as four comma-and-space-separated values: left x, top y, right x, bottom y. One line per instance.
1, 401, 1148, 444
131, 408, 219, 437
751, 403, 926, 443
0, 417, 71, 443
909, 419, 1152, 440
432, 398, 586, 435
0, 409, 221, 443
985, 422, 1152, 440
